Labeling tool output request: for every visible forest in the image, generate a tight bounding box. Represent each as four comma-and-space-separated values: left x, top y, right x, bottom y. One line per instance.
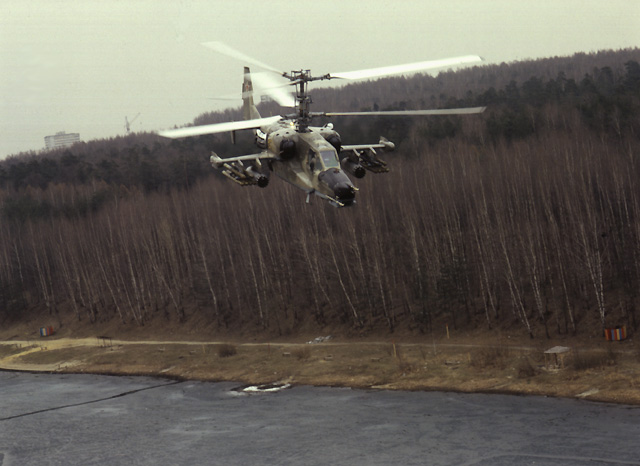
1, 48, 639, 339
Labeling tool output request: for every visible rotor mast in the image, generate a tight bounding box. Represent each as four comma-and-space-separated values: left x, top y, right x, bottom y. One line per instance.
289, 70, 330, 132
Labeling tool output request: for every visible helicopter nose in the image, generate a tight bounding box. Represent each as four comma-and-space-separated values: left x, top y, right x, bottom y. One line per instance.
334, 182, 356, 202
318, 168, 357, 205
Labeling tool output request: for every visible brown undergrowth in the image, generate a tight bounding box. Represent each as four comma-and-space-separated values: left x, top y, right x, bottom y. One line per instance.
1, 333, 639, 405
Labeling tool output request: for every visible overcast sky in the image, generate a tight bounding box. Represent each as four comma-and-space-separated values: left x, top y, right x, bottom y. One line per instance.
2, 0, 639, 159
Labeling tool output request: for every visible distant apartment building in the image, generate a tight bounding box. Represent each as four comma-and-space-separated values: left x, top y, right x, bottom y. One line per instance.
44, 131, 80, 149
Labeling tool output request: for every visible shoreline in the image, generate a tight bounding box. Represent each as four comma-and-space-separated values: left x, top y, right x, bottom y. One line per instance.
2, 337, 639, 405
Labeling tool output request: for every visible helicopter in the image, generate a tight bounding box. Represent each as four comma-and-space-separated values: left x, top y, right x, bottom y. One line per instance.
159, 42, 485, 207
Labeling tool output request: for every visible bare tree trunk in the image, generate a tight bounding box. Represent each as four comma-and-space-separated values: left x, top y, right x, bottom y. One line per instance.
328, 238, 360, 327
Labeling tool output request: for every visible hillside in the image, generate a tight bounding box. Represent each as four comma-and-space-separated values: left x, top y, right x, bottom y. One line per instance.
1, 48, 640, 342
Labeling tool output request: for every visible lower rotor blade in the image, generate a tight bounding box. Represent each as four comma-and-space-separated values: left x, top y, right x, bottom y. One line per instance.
159, 115, 282, 139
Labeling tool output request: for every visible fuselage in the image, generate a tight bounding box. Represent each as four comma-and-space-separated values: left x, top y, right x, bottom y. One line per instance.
261, 121, 356, 206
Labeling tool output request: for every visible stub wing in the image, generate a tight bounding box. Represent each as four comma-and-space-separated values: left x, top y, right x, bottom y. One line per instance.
210, 152, 275, 167
341, 143, 389, 151
342, 136, 396, 153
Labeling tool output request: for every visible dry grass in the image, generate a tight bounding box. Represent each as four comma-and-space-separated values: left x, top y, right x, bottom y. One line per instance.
217, 343, 237, 358
292, 346, 311, 361
515, 357, 537, 379
571, 348, 618, 371
18, 346, 104, 364
469, 346, 511, 369
3, 337, 640, 404
0, 343, 34, 358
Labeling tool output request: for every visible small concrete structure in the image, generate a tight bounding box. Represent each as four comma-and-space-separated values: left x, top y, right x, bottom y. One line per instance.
544, 346, 571, 369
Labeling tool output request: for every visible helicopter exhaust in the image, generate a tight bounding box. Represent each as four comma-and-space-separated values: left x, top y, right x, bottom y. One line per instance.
255, 129, 267, 149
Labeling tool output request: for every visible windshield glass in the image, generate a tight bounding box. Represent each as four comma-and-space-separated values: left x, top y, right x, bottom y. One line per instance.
319, 150, 339, 169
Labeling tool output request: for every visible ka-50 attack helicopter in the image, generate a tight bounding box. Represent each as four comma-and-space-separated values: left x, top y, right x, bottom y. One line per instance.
159, 42, 485, 207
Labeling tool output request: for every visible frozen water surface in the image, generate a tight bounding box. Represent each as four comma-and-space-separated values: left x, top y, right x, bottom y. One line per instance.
1, 372, 639, 465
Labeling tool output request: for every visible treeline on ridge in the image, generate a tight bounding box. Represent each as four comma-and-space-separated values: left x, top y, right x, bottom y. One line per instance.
1, 49, 639, 338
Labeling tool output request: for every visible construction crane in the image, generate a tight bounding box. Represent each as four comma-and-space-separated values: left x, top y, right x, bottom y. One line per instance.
125, 113, 141, 133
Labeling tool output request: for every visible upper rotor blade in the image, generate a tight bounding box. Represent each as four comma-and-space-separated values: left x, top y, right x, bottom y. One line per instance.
331, 55, 483, 80
323, 107, 486, 117
201, 42, 284, 75
159, 115, 282, 139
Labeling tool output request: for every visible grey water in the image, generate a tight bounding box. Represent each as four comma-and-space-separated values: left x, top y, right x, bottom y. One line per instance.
1, 372, 639, 466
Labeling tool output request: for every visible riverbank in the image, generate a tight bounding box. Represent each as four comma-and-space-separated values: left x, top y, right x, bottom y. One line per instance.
1, 334, 639, 405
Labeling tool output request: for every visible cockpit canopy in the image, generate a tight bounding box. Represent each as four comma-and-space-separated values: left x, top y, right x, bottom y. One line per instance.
317, 149, 339, 169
